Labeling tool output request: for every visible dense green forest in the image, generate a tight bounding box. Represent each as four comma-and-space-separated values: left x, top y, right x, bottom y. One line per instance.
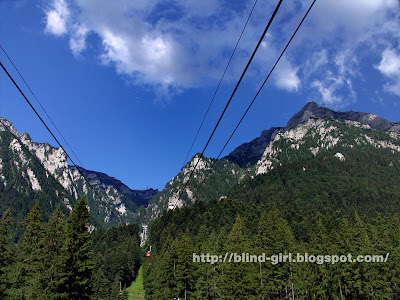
0, 197, 142, 300
144, 148, 400, 299
2, 128, 400, 299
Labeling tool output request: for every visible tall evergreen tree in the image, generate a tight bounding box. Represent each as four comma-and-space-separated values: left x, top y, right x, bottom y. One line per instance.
6, 203, 46, 299
257, 205, 295, 299
153, 235, 179, 299
43, 207, 68, 299
63, 197, 94, 299
0, 209, 13, 297
219, 215, 256, 300
193, 225, 213, 299
174, 233, 196, 300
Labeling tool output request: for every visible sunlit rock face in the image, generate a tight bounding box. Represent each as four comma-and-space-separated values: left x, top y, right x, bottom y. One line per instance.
0, 117, 158, 227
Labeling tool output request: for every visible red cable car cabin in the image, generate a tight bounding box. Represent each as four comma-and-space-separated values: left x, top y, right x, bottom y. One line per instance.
146, 251, 151, 257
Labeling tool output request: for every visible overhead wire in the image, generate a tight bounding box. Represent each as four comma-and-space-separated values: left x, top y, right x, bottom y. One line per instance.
175, 0, 284, 207
0, 118, 109, 225
194, 0, 317, 199
182, 0, 259, 168
0, 117, 74, 201
0, 60, 121, 223
0, 44, 85, 168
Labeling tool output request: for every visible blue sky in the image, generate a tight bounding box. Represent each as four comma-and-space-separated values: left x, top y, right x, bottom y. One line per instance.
1, 0, 400, 190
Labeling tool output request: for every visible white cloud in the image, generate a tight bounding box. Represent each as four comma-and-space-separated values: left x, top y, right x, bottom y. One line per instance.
44, 0, 69, 36
101, 30, 133, 73
303, 49, 328, 79
311, 73, 356, 108
274, 60, 300, 92
376, 49, 400, 77
376, 48, 400, 96
298, 0, 400, 106
41, 0, 400, 101
312, 80, 342, 107
69, 24, 89, 55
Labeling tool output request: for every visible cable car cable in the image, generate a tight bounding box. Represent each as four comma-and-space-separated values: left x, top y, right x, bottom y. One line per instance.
194, 0, 317, 199
175, 0, 284, 207
0, 118, 74, 201
0, 61, 121, 223
182, 0, 259, 168
0, 44, 85, 168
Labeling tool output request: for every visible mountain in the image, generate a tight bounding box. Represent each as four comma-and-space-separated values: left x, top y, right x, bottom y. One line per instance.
225, 101, 400, 168
145, 101, 400, 222
145, 140, 400, 299
69, 166, 158, 208
144, 102, 400, 298
224, 127, 282, 167
286, 101, 400, 132
144, 155, 247, 221
0, 117, 158, 235
2, 101, 400, 229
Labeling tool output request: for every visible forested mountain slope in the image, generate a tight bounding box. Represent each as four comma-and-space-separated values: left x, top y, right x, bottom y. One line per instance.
0, 117, 157, 236
145, 147, 400, 299
143, 102, 400, 223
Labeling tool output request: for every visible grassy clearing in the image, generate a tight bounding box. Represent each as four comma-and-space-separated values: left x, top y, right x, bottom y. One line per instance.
127, 265, 145, 300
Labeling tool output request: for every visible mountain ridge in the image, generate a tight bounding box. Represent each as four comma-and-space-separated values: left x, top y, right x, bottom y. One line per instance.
2, 101, 400, 228
0, 117, 158, 229
225, 101, 400, 168
69, 166, 158, 207
144, 101, 400, 223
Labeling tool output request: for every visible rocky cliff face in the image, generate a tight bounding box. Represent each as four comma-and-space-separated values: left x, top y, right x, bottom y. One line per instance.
225, 127, 282, 167
3, 101, 400, 227
142, 153, 248, 222
0, 117, 157, 227
286, 101, 399, 132
69, 166, 158, 207
256, 117, 400, 175
146, 102, 400, 221
225, 101, 400, 169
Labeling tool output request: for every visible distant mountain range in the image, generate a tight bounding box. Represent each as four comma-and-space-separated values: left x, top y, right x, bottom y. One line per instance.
69, 166, 158, 207
0, 118, 157, 233
225, 101, 400, 167
1, 101, 400, 231
145, 101, 400, 222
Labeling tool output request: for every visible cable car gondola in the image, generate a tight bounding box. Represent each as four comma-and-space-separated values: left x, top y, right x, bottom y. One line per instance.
146, 245, 152, 257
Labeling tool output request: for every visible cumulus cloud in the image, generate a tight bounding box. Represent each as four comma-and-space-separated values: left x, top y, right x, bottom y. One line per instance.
376, 49, 400, 76
44, 0, 69, 36
41, 0, 400, 102
69, 24, 89, 56
298, 0, 400, 106
274, 60, 300, 92
376, 48, 400, 96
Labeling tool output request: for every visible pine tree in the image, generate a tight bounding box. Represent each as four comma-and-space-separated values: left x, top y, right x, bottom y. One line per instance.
174, 233, 196, 300
193, 225, 213, 299
257, 205, 295, 299
6, 203, 46, 299
43, 207, 68, 299
0, 208, 13, 297
219, 215, 256, 299
63, 197, 94, 299
153, 235, 179, 299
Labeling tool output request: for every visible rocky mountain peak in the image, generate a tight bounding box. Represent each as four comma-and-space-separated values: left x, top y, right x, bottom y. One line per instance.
286, 101, 396, 132
225, 127, 282, 167
0, 117, 20, 137
226, 101, 399, 168
69, 166, 159, 206
286, 101, 334, 130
